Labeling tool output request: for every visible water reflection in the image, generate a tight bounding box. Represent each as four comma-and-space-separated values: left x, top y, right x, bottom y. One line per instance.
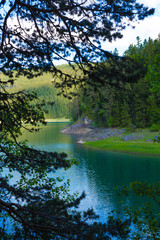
20, 123, 160, 222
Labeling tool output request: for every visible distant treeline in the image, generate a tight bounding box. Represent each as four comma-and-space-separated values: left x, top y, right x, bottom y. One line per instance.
70, 36, 160, 129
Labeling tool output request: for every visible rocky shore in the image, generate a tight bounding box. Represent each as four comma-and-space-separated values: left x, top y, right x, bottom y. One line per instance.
61, 117, 150, 143
61, 118, 125, 143
61, 118, 160, 156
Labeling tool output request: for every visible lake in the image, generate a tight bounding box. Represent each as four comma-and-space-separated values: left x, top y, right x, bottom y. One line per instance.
20, 123, 160, 223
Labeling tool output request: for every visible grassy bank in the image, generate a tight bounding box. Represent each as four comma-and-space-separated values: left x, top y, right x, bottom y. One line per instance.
84, 130, 160, 156
45, 118, 71, 123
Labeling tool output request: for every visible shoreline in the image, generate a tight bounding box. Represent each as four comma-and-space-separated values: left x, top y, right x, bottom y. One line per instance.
83, 137, 160, 156
45, 118, 71, 123
84, 141, 160, 157
61, 118, 160, 156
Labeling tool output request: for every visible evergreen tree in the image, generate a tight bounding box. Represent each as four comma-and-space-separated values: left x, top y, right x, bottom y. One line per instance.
77, 36, 160, 129
0, 0, 155, 238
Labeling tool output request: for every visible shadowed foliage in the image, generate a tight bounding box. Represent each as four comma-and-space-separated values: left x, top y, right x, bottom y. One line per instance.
0, 0, 155, 239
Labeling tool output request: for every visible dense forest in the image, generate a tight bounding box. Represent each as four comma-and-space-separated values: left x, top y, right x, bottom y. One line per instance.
70, 36, 160, 129
5, 35, 160, 127
0, 1, 158, 239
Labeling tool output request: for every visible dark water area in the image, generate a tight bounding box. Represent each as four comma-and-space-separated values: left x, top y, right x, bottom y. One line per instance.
20, 123, 160, 223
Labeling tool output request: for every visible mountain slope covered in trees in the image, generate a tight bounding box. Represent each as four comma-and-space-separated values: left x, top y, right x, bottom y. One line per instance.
2, 64, 79, 119
71, 36, 160, 129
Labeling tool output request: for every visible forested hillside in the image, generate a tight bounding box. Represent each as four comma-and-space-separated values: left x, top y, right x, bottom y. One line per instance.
71, 36, 160, 129
3, 36, 160, 125
2, 65, 77, 119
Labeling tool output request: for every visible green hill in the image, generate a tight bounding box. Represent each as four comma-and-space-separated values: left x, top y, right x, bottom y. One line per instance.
2, 64, 77, 119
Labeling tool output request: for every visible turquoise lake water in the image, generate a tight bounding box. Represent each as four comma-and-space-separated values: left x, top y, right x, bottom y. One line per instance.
20, 123, 160, 223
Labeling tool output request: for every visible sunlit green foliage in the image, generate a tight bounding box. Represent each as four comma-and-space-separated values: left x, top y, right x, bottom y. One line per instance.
0, 65, 80, 119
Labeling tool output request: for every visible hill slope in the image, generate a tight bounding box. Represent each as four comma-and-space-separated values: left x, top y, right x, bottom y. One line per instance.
2, 65, 76, 119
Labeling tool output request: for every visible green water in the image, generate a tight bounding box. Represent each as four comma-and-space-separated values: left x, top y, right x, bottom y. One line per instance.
20, 123, 160, 222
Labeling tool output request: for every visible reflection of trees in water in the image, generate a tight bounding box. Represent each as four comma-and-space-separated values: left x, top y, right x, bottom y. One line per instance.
20, 123, 73, 145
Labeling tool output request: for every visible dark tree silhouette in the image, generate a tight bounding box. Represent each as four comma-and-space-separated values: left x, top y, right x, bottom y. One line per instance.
0, 1, 154, 239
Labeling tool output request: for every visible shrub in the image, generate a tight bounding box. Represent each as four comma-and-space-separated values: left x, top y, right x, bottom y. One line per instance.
126, 123, 137, 132
150, 124, 160, 132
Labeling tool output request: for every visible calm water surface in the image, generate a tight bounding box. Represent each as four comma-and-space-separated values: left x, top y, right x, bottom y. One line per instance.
21, 123, 160, 222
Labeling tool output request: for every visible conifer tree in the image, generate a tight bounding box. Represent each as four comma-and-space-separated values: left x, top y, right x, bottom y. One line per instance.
0, 0, 155, 238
